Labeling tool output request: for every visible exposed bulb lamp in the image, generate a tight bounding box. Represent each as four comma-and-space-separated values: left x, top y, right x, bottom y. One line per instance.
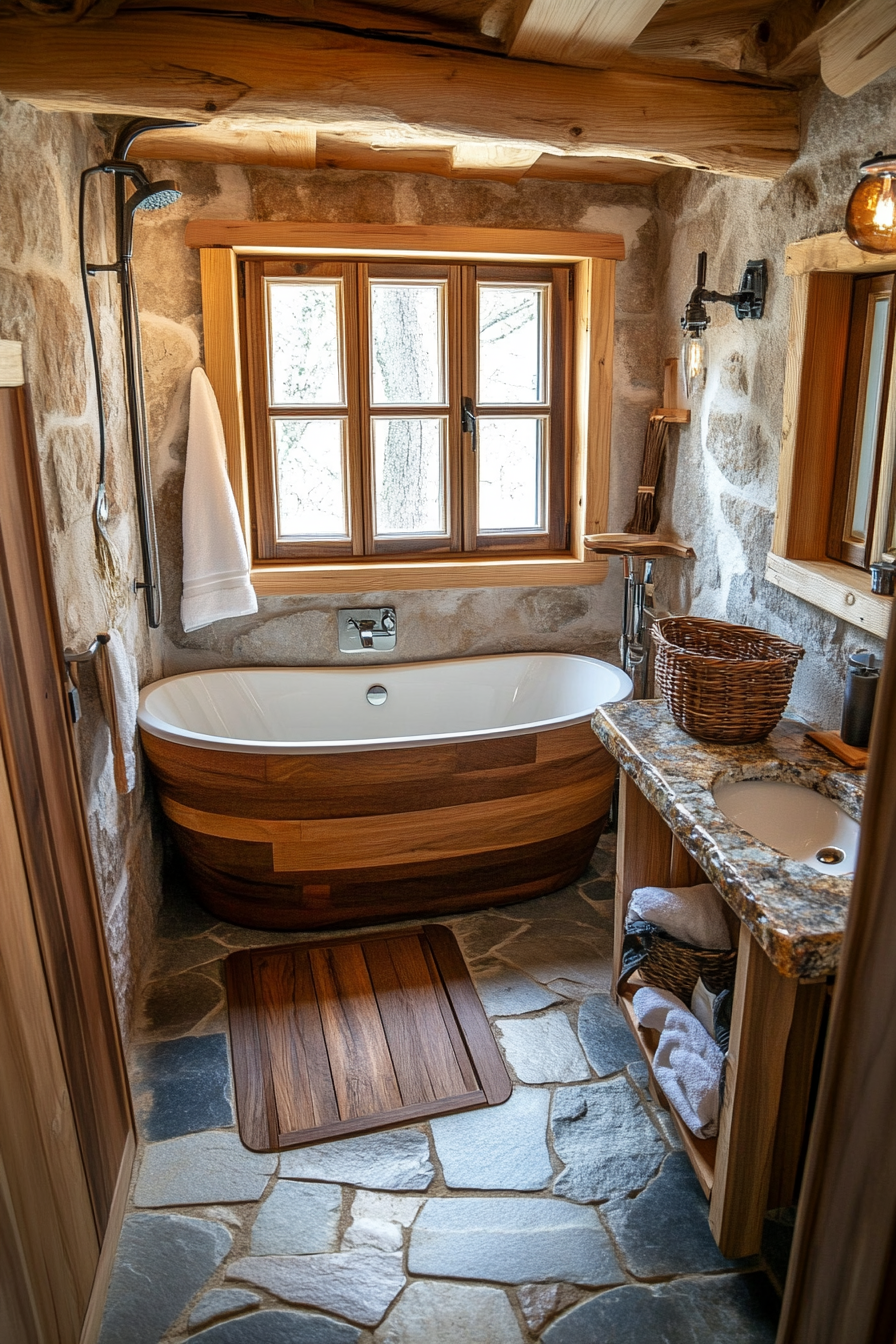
845, 152, 896, 253
679, 251, 768, 397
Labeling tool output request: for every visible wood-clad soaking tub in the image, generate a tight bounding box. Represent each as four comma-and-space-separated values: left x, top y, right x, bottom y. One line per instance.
138, 653, 631, 930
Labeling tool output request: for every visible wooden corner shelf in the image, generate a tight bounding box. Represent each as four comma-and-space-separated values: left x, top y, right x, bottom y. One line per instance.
617, 983, 717, 1197
613, 770, 827, 1258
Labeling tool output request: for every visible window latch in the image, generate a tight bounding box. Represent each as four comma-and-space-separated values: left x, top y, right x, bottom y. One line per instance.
461, 397, 478, 453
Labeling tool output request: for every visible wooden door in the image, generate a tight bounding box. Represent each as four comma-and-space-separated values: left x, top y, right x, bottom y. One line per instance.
0, 365, 134, 1341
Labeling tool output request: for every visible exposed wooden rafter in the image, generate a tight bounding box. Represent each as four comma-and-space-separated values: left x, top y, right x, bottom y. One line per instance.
0, 12, 800, 179
507, 0, 666, 68
138, 121, 317, 169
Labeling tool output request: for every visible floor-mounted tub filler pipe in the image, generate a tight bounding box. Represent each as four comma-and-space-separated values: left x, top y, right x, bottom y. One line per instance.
583, 534, 697, 700
79, 117, 196, 627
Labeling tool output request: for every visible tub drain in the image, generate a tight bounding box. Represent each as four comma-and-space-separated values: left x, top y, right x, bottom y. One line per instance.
367, 684, 387, 706
816, 846, 845, 865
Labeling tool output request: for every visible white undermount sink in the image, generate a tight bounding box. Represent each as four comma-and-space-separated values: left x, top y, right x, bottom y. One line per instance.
712, 778, 860, 877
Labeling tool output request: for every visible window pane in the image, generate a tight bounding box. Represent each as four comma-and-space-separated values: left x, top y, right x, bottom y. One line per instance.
848, 294, 890, 541
372, 418, 447, 536
478, 285, 546, 404
478, 418, 545, 532
273, 418, 348, 538
268, 281, 344, 406
370, 282, 446, 405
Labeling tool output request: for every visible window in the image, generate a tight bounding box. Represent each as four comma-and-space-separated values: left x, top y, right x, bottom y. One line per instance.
828, 271, 896, 570
243, 258, 572, 563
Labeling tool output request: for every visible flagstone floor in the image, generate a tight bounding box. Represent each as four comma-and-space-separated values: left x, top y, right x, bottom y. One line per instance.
99, 833, 789, 1344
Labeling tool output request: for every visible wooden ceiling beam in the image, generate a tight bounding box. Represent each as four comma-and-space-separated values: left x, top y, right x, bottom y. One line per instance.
0, 12, 800, 179
137, 121, 317, 168
507, 0, 666, 68
449, 141, 542, 182
761, 0, 896, 92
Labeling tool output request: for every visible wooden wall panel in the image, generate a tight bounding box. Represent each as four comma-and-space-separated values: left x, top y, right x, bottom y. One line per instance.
0, 387, 133, 1235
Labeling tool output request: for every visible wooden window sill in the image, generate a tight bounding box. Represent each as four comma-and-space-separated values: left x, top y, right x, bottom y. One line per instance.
251, 554, 608, 596
765, 553, 892, 640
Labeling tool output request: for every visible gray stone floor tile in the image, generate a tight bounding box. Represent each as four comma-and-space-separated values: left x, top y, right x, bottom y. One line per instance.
279, 1129, 433, 1190
541, 1273, 779, 1343
604, 1152, 746, 1277
227, 1249, 405, 1327
430, 1087, 552, 1190
156, 884, 220, 940
497, 886, 612, 930
133, 1131, 277, 1207
516, 1283, 581, 1335
140, 967, 224, 1039
449, 912, 527, 960
152, 935, 227, 978
188, 1308, 361, 1343
98, 1212, 231, 1344
551, 1079, 665, 1202
497, 927, 612, 995
470, 963, 562, 1017
133, 1033, 233, 1141
577, 877, 615, 904
495, 1012, 591, 1084
189, 1289, 262, 1328
374, 1280, 525, 1344
576, 995, 643, 1077
342, 1192, 424, 1251
408, 1196, 624, 1287
251, 1181, 342, 1255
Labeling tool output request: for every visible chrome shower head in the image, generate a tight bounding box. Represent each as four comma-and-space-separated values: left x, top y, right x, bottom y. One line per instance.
128, 179, 181, 212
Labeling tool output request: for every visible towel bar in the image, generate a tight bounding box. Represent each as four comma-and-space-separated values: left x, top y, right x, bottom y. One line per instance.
64, 633, 110, 665
63, 633, 110, 724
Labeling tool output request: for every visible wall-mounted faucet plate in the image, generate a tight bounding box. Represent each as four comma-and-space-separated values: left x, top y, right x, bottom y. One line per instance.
338, 607, 397, 653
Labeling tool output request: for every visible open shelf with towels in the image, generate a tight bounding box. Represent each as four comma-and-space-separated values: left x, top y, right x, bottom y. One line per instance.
612, 769, 829, 1259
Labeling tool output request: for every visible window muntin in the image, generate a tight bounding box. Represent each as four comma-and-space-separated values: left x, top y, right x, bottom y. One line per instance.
829, 271, 896, 570
245, 258, 571, 563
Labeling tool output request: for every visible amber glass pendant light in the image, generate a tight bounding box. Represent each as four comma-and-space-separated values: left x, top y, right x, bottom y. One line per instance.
846, 153, 896, 253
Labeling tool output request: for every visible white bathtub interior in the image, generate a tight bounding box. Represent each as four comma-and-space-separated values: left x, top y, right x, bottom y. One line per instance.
138, 653, 632, 753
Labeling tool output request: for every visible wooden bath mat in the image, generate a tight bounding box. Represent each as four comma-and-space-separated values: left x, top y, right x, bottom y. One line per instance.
225, 924, 512, 1151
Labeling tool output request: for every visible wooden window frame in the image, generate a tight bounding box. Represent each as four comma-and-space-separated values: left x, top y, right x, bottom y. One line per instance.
189, 221, 623, 595
767, 231, 896, 640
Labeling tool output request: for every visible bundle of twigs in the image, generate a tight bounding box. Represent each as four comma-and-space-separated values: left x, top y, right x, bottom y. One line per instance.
625, 411, 670, 534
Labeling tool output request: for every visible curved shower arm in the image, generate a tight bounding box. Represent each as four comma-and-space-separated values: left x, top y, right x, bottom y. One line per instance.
114, 117, 198, 161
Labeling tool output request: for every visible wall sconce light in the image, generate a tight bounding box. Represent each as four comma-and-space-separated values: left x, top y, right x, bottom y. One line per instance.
679, 251, 768, 396
845, 152, 896, 253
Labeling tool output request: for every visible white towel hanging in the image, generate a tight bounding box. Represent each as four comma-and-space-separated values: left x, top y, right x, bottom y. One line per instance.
95, 629, 139, 794
181, 367, 257, 632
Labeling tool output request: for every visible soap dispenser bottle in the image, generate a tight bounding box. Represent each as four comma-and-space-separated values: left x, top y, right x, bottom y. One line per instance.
840, 649, 882, 748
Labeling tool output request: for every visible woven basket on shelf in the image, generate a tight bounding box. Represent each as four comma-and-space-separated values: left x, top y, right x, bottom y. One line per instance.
617, 920, 738, 1003
652, 616, 804, 745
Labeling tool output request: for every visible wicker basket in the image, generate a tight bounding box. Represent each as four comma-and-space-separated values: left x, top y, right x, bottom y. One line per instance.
618, 920, 738, 1003
652, 616, 804, 744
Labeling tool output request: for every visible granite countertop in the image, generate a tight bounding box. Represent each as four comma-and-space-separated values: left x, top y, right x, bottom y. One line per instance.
592, 699, 866, 979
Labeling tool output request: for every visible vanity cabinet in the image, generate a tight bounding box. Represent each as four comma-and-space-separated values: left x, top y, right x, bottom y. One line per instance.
613, 771, 829, 1259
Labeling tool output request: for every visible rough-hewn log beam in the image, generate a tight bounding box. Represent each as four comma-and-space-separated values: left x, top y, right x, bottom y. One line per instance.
0, 13, 799, 178
507, 0, 665, 68
449, 141, 542, 182
761, 0, 896, 92
138, 121, 317, 168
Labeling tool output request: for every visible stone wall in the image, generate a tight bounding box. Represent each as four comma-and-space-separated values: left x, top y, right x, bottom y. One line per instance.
0, 96, 164, 1040
132, 164, 663, 675
654, 70, 896, 728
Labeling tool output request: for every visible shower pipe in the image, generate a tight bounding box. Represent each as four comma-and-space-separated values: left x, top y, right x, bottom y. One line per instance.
79, 118, 195, 627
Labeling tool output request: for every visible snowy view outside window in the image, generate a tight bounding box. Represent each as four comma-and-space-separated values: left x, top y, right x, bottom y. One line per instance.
477, 285, 547, 532
268, 280, 349, 538
264, 273, 552, 543
369, 283, 448, 535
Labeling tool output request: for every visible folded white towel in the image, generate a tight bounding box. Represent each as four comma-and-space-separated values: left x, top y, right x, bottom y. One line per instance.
628, 883, 731, 950
653, 1008, 724, 1139
691, 977, 716, 1039
181, 367, 258, 633
96, 629, 138, 794
632, 985, 689, 1031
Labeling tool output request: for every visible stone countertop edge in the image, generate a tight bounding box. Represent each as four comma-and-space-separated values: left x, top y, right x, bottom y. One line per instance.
592, 700, 866, 980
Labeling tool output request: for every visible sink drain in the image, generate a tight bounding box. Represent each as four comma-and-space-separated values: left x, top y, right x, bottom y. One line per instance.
366, 684, 388, 706
816, 846, 845, 865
